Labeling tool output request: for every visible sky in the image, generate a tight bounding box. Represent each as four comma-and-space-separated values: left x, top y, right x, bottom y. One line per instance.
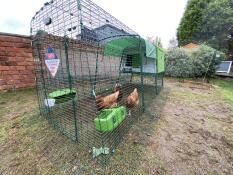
0, 0, 187, 48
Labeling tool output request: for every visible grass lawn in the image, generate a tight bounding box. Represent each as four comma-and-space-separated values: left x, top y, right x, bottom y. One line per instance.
0, 78, 232, 174
212, 79, 233, 104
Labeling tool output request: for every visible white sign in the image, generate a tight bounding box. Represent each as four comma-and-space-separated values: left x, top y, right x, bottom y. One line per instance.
44, 98, 55, 107
45, 59, 60, 77
45, 46, 60, 77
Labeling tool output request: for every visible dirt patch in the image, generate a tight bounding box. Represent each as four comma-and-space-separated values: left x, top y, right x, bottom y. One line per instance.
145, 81, 233, 175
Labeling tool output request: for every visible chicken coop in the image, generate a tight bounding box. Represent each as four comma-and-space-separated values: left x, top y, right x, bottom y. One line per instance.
31, 0, 165, 154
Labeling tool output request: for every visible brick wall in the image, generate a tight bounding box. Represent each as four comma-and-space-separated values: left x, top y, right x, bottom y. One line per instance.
0, 33, 35, 91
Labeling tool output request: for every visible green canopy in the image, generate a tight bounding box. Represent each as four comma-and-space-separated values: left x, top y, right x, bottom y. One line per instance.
104, 37, 156, 59
145, 40, 156, 58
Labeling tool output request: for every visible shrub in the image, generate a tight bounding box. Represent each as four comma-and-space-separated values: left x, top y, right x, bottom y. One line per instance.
165, 48, 194, 79
191, 45, 224, 78
165, 45, 224, 80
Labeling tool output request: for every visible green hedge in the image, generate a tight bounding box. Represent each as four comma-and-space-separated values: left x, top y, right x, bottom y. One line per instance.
165, 45, 224, 79
165, 48, 193, 78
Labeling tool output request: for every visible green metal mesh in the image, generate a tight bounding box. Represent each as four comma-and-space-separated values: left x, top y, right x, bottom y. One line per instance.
30, 0, 165, 167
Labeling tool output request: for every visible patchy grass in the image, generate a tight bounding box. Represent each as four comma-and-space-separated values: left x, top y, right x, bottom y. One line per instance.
212, 79, 233, 104
0, 78, 233, 174
0, 89, 85, 175
0, 89, 36, 143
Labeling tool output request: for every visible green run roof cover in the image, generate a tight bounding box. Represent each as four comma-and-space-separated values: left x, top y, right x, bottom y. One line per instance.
104, 37, 156, 59
145, 40, 156, 58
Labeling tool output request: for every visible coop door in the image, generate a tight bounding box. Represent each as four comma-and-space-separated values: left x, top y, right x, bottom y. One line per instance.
125, 55, 132, 67
132, 54, 140, 68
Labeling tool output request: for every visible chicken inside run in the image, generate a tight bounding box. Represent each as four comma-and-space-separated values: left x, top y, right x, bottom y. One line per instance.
31, 0, 165, 157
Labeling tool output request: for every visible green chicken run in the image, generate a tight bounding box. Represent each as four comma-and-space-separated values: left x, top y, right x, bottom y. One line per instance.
30, 0, 165, 155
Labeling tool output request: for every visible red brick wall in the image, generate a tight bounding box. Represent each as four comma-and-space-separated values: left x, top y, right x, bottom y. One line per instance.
0, 33, 35, 91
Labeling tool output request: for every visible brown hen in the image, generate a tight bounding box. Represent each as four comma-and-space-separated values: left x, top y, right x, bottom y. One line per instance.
96, 91, 119, 110
113, 83, 123, 102
126, 88, 139, 108
126, 88, 139, 116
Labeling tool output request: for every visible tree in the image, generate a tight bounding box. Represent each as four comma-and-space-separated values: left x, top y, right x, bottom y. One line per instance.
177, 0, 233, 54
146, 36, 155, 44
168, 37, 178, 49
177, 0, 210, 46
198, 0, 233, 52
146, 36, 163, 48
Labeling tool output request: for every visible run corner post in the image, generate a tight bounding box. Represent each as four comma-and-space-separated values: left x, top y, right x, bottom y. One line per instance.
139, 37, 145, 112
64, 35, 78, 141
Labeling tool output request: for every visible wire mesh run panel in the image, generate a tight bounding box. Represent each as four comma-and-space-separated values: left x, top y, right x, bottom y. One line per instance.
31, 0, 147, 151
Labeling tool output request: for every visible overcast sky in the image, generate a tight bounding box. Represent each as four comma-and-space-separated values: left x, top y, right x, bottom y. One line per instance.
0, 0, 187, 48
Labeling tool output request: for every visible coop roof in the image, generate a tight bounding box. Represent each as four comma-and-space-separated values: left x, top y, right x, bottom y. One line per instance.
104, 37, 156, 59
77, 24, 129, 42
